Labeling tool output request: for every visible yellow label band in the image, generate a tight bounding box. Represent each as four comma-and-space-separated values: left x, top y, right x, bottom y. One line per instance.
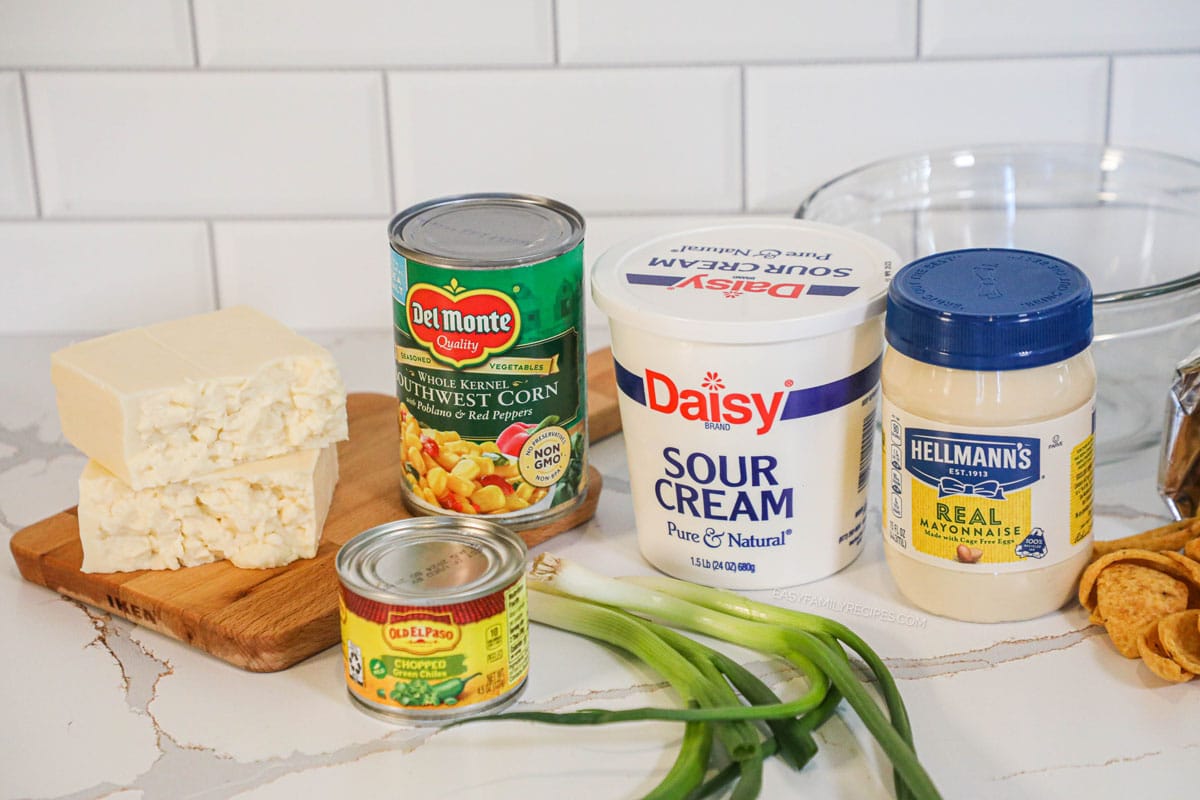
339, 585, 529, 714
882, 400, 1093, 574
1070, 435, 1095, 545
911, 481, 1031, 563
396, 345, 559, 376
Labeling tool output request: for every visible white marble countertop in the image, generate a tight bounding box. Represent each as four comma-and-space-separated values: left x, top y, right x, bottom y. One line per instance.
3, 328, 1197, 800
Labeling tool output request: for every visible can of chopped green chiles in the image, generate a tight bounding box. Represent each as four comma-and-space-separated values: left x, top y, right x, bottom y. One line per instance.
336, 516, 529, 723
389, 193, 587, 529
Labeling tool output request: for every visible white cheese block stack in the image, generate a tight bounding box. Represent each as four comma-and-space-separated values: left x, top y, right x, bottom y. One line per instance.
52, 307, 349, 573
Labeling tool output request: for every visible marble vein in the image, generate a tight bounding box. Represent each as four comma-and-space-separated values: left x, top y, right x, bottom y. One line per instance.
885, 626, 1105, 680
0, 421, 76, 475
993, 741, 1200, 781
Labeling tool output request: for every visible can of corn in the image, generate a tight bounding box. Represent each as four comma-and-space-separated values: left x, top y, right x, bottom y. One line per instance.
335, 516, 529, 723
389, 193, 587, 529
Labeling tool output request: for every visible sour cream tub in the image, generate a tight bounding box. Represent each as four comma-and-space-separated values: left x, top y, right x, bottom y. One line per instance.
592, 222, 897, 589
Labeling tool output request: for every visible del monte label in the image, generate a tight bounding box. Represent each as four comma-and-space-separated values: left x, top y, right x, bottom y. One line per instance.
406, 278, 521, 368
389, 193, 587, 525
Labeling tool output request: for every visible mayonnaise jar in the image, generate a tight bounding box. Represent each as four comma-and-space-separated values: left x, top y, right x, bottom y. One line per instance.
592, 222, 897, 589
881, 248, 1096, 622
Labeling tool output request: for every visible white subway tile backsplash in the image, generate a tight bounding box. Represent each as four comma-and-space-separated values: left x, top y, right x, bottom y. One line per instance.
745, 59, 1109, 212
387, 68, 742, 214
0, 73, 35, 217
558, 0, 916, 64
26, 72, 391, 218
194, 0, 553, 67
0, 4, 1196, 336
210, 214, 788, 337
213, 220, 391, 329
0, 222, 212, 333
923, 0, 1200, 58
0, 0, 194, 67
1111, 55, 1200, 160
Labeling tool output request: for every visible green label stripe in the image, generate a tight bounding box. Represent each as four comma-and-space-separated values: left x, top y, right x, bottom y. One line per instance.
392, 245, 585, 442
372, 654, 468, 680
392, 247, 584, 341
396, 329, 582, 441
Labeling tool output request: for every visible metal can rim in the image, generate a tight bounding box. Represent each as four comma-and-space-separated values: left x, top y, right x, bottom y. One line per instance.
388, 192, 585, 269
335, 516, 528, 606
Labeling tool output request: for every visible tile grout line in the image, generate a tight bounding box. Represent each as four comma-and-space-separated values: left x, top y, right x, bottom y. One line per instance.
186, 0, 201, 68
915, 0, 923, 58
0, 215, 394, 224
739, 66, 748, 213
0, 210, 787, 224
380, 71, 399, 211
5, 49, 1195, 73
17, 71, 43, 218
551, 0, 561, 65
205, 220, 221, 308
1103, 56, 1115, 145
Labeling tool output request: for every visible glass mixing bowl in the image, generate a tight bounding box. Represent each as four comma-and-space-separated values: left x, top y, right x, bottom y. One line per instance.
797, 143, 1200, 463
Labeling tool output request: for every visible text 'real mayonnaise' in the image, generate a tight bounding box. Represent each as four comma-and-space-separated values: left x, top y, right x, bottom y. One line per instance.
882, 248, 1096, 622
591, 222, 897, 589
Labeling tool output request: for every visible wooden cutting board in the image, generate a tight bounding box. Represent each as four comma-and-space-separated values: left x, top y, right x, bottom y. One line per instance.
10, 347, 621, 672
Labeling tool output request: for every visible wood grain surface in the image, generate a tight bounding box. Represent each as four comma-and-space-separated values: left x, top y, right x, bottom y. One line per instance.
10, 348, 621, 672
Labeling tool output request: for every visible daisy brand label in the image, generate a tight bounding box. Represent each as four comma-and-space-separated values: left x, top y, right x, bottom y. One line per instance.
612, 342, 883, 589
590, 221, 898, 589
882, 402, 1095, 572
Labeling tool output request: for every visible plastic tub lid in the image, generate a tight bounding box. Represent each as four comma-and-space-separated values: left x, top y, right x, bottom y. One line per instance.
886, 248, 1093, 371
591, 221, 896, 344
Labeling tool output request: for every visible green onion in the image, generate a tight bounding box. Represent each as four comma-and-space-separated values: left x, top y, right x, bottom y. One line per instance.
645, 621, 818, 771
520, 590, 752, 798
520, 593, 826, 723
624, 576, 912, 744
693, 739, 779, 800
531, 556, 831, 712
648, 721, 710, 800
624, 575, 916, 800
527, 554, 942, 800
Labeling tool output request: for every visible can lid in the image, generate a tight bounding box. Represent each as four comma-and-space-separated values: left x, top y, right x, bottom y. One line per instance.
590, 221, 896, 343
336, 517, 526, 605
886, 248, 1094, 371
390, 193, 584, 268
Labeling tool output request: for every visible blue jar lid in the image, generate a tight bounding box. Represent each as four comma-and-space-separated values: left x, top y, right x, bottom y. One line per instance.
886, 248, 1093, 371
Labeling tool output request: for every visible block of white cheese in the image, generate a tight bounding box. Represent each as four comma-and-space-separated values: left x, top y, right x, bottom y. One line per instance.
78, 444, 339, 573
52, 306, 348, 489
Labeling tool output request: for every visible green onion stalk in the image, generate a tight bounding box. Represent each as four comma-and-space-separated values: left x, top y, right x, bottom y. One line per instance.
518, 592, 830, 725
521, 591, 760, 798
530, 557, 832, 712
528, 554, 941, 800
644, 621, 819, 772
624, 574, 915, 800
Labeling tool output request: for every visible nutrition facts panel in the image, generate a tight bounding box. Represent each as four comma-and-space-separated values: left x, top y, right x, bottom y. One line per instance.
505, 578, 530, 679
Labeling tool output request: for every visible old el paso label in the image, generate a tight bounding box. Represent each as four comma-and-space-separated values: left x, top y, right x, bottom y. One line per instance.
383, 610, 462, 656
406, 278, 520, 368
904, 428, 1039, 497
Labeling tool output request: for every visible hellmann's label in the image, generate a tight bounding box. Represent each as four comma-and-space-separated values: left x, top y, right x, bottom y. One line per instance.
881, 404, 1094, 572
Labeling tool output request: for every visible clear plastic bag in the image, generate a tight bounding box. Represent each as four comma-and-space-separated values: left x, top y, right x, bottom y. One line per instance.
1159, 346, 1200, 519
